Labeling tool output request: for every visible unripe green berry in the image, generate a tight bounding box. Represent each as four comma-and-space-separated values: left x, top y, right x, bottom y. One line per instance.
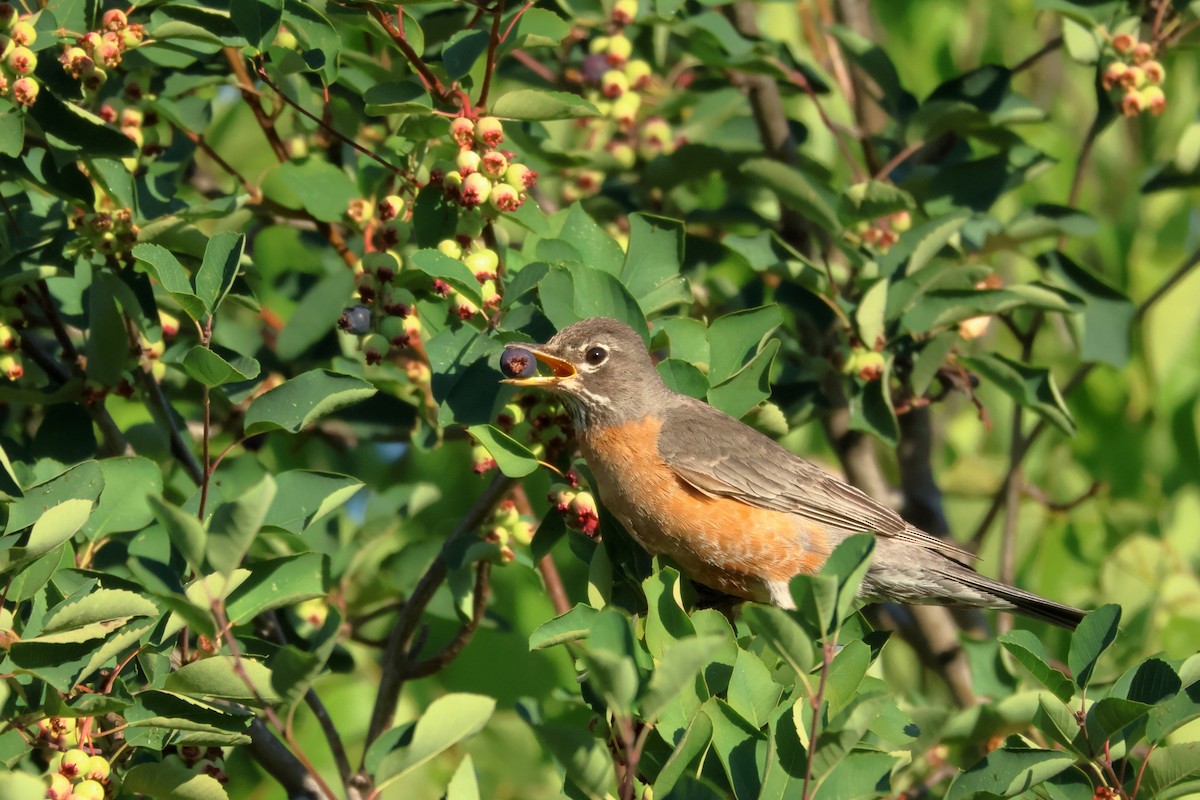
11, 19, 35, 46
463, 248, 499, 278
605, 34, 632, 66
60, 748, 91, 779
489, 182, 522, 213
601, 69, 629, 98
503, 163, 537, 190
438, 238, 464, 260
456, 149, 482, 175
72, 780, 106, 800
450, 117, 475, 147
84, 754, 111, 781
475, 116, 504, 147
459, 172, 492, 208
6, 45, 36, 75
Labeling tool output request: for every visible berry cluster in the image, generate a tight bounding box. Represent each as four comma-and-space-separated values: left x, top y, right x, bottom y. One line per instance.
65, 206, 140, 260
336, 250, 422, 367
1102, 33, 1166, 117
852, 210, 912, 255
478, 499, 536, 564
0, 308, 22, 381
177, 745, 229, 785
436, 116, 538, 214
44, 747, 113, 800
58, 8, 145, 96
548, 474, 600, 538
560, 3, 678, 202
497, 395, 573, 463
0, 3, 41, 107
435, 239, 502, 321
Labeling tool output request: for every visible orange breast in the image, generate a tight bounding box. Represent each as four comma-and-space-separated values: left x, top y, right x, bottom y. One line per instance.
579, 417, 829, 602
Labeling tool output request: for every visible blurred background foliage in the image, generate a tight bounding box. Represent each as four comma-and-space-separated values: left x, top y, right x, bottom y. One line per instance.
1, 0, 1199, 798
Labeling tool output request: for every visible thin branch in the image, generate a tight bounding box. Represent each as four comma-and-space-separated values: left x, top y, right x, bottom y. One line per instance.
476, 0, 506, 110
801, 637, 837, 800
968, 245, 1200, 551
1011, 34, 1063, 74
255, 64, 413, 184
875, 139, 925, 181
305, 689, 354, 788
403, 561, 492, 678
366, 6, 452, 103
225, 48, 290, 162
181, 129, 260, 199
245, 719, 323, 800
362, 474, 515, 749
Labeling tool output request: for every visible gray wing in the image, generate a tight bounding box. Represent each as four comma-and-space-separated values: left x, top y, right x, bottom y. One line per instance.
657, 396, 977, 561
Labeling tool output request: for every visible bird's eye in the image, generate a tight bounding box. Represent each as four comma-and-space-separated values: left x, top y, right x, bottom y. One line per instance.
585, 346, 608, 366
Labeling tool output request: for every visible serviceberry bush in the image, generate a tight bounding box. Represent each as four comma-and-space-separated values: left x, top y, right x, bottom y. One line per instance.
1, 0, 1199, 798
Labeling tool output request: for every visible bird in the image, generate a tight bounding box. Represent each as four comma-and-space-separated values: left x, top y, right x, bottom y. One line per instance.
500, 316, 1086, 629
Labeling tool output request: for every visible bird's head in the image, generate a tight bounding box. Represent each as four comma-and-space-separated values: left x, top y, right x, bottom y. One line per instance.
500, 317, 667, 428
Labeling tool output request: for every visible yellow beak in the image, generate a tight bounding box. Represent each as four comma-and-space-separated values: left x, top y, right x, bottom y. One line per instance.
500, 343, 577, 386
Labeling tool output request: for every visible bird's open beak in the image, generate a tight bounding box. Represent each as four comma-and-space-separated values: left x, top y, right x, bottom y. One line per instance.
500, 343, 577, 386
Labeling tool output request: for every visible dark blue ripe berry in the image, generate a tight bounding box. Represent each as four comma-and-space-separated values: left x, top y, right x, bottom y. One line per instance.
339, 305, 371, 335
500, 347, 537, 379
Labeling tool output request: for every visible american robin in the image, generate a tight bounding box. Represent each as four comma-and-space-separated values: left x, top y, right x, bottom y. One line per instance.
501, 317, 1086, 629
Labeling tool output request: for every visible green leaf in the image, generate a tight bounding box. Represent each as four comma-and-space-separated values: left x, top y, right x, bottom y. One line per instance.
206, 475, 276, 576
620, 213, 691, 314
654, 711, 715, 797
534, 722, 613, 799
817, 533, 875, 632
742, 158, 841, 234
6, 498, 92, 569
1137, 742, 1200, 799
848, 370, 899, 448
446, 754, 481, 800
409, 249, 484, 306
181, 347, 261, 387
363, 81, 432, 115
150, 496, 208, 574
706, 699, 765, 800
243, 369, 377, 435
86, 272, 128, 387
838, 180, 915, 224
0, 769, 46, 799
132, 243, 207, 321
374, 694, 496, 786
165, 656, 279, 705
538, 263, 648, 341
901, 283, 1079, 333
467, 425, 540, 478
230, 0, 283, 50
0, 109, 24, 159
194, 232, 245, 316
1040, 251, 1135, 368
1147, 680, 1200, 744
559, 204, 627, 276
813, 751, 898, 800
642, 567, 697, 657
707, 305, 784, 384
514, 7, 571, 46
707, 338, 779, 419
742, 605, 815, 678
224, 553, 328, 624
998, 630, 1074, 702
641, 636, 725, 722
45, 588, 158, 632
82, 457, 163, 539
727, 648, 783, 728
5, 461, 104, 534
491, 89, 599, 121
122, 758, 231, 800
855, 279, 888, 350
960, 354, 1075, 435
443, 29, 490, 79
1068, 603, 1121, 689
263, 470, 363, 534
261, 158, 358, 222
29, 91, 138, 158
1084, 697, 1151, 748
657, 358, 708, 398
947, 748, 1076, 799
